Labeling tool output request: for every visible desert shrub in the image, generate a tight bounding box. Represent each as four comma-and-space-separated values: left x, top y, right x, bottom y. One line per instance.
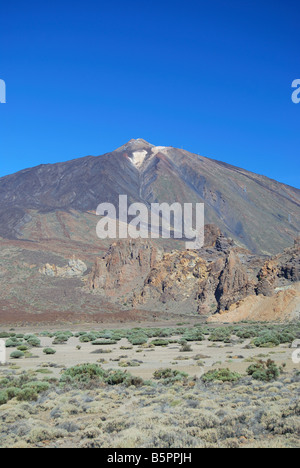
246, 360, 281, 382
23, 381, 50, 393
118, 360, 140, 368
5, 338, 23, 348
150, 328, 173, 338
104, 369, 143, 386
150, 339, 170, 347
0, 332, 10, 338
180, 341, 193, 352
253, 332, 280, 348
39, 331, 54, 337
209, 328, 232, 343
60, 363, 106, 385
60, 363, 144, 388
181, 329, 204, 342
202, 368, 241, 383
0, 378, 9, 388
16, 387, 38, 402
110, 333, 123, 341
24, 334, 36, 341
74, 331, 87, 337
276, 329, 297, 344
128, 334, 148, 345
17, 345, 29, 352
10, 351, 25, 359
0, 372, 50, 404
153, 368, 189, 385
251, 326, 298, 348
43, 348, 56, 355
5, 387, 21, 399
78, 333, 100, 343
234, 326, 263, 339
91, 339, 117, 345
79, 335, 91, 343
91, 348, 112, 354
0, 390, 8, 405
26, 336, 41, 347
52, 331, 73, 339
52, 333, 70, 344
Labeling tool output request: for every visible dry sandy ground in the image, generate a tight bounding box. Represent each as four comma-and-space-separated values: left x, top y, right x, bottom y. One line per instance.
0, 323, 299, 449
1, 328, 298, 380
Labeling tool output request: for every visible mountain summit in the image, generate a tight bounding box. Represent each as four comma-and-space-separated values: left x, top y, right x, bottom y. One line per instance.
0, 139, 299, 254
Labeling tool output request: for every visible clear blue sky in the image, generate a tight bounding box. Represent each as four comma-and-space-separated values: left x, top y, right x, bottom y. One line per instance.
0, 0, 299, 187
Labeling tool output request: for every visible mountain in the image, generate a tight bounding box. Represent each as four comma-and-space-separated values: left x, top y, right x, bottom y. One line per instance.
0, 139, 299, 324
0, 138, 299, 254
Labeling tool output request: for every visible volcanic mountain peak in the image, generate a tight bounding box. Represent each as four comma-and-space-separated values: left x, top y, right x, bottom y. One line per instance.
0, 139, 299, 254
115, 138, 169, 170
115, 138, 154, 153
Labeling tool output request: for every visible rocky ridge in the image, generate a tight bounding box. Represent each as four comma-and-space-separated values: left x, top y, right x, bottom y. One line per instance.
87, 229, 300, 320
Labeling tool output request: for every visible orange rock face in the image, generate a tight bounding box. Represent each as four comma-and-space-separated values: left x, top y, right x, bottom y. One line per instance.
88, 232, 300, 321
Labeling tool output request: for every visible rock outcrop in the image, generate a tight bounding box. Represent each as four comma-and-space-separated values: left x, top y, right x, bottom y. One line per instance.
88, 231, 300, 321
208, 283, 300, 323
215, 251, 255, 311
40, 258, 87, 278
256, 237, 300, 295
88, 240, 162, 297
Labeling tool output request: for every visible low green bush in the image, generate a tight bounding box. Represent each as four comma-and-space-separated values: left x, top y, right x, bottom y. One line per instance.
246, 360, 281, 382
43, 348, 56, 355
153, 368, 189, 385
0, 391, 8, 405
5, 339, 23, 348
0, 332, 10, 339
202, 368, 241, 383
60, 363, 106, 385
52, 333, 70, 344
180, 329, 204, 342
209, 328, 232, 343
180, 341, 193, 352
127, 334, 148, 345
91, 339, 117, 345
104, 370, 143, 387
150, 339, 170, 347
60, 363, 144, 388
23, 381, 50, 393
10, 351, 25, 359
16, 387, 38, 402
17, 345, 29, 351
5, 387, 21, 399
0, 373, 51, 405
26, 336, 41, 347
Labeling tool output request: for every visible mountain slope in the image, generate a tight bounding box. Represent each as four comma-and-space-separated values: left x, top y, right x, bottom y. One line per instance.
0, 138, 299, 254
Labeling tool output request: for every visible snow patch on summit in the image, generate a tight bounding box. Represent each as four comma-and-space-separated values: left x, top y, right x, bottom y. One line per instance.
131, 150, 148, 168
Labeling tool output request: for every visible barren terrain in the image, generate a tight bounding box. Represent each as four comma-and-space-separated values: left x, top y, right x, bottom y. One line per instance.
0, 322, 299, 448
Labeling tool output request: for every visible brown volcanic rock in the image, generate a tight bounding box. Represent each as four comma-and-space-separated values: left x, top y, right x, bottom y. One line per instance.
88, 239, 162, 297
209, 237, 300, 322
215, 250, 255, 311
203, 224, 222, 248
89, 229, 260, 315
208, 283, 300, 323
257, 237, 300, 295
133, 250, 210, 311
88, 232, 299, 320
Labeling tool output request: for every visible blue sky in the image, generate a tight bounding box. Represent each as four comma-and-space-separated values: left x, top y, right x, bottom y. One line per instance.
0, 0, 299, 187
